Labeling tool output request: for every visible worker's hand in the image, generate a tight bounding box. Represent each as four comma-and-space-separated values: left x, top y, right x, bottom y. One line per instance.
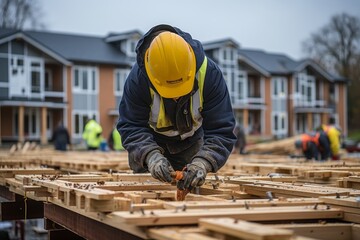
178, 158, 212, 190
146, 151, 174, 183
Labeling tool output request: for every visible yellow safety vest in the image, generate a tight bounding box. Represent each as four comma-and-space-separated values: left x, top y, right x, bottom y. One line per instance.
112, 128, 124, 151
149, 57, 208, 140
82, 120, 103, 148
322, 124, 341, 155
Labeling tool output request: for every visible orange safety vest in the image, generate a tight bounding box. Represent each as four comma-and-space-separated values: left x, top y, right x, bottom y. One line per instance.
301, 133, 320, 151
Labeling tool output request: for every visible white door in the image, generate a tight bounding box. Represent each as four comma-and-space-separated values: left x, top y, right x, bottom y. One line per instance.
28, 57, 44, 99
9, 56, 28, 97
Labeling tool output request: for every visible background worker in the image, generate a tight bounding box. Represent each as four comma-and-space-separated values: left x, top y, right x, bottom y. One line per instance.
318, 123, 342, 160
51, 121, 71, 151
233, 124, 246, 154
294, 131, 331, 160
82, 118, 103, 150
117, 24, 236, 191
108, 128, 124, 151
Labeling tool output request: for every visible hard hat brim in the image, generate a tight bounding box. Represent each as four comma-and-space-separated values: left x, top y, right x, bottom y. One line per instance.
145, 46, 196, 99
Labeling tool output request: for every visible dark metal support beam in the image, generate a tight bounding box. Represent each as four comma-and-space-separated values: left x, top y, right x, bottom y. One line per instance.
48, 229, 86, 240
0, 196, 43, 220
0, 185, 15, 201
44, 203, 143, 240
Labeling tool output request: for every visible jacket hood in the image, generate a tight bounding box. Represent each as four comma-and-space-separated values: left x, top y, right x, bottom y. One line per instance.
136, 24, 205, 76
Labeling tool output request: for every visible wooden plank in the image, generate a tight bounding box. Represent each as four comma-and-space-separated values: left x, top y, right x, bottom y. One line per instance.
148, 226, 317, 240
199, 218, 293, 240
353, 225, 360, 240
343, 212, 360, 223
148, 227, 217, 240
242, 183, 350, 198
163, 198, 322, 210
112, 206, 343, 226
319, 196, 360, 208
269, 223, 354, 240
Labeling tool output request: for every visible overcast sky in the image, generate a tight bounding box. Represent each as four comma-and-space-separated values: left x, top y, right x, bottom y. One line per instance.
40, 0, 360, 59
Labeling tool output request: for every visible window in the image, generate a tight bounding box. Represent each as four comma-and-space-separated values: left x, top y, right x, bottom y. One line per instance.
220, 47, 237, 63
272, 77, 288, 137
74, 69, 80, 87
45, 69, 53, 91
73, 66, 97, 93
114, 69, 130, 96
295, 76, 299, 93
294, 73, 315, 107
31, 71, 40, 93
82, 70, 88, 90
28, 58, 43, 95
121, 39, 138, 57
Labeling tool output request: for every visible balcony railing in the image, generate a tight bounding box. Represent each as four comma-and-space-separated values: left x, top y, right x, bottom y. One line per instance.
44, 90, 65, 98
293, 99, 326, 108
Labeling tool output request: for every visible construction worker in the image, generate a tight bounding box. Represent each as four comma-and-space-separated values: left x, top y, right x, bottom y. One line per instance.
294, 131, 331, 160
108, 128, 124, 151
233, 124, 246, 154
82, 118, 103, 150
51, 121, 71, 151
318, 124, 342, 160
117, 24, 236, 191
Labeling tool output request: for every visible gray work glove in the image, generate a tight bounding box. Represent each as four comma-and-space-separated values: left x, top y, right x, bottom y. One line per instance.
145, 150, 174, 183
178, 158, 212, 190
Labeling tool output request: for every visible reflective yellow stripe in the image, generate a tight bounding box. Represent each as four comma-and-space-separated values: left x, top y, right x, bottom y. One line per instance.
196, 56, 207, 110
149, 57, 208, 138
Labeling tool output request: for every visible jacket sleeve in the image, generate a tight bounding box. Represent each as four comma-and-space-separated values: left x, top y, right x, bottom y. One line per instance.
192, 59, 236, 172
117, 65, 163, 172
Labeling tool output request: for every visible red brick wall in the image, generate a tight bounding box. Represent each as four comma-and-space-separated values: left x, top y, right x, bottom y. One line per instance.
98, 65, 116, 139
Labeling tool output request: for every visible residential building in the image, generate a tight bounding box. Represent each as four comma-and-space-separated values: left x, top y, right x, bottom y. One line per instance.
0, 28, 347, 145
203, 39, 348, 139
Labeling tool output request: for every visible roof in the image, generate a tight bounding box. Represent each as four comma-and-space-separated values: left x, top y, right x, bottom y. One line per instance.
0, 28, 18, 38
25, 30, 131, 65
105, 30, 142, 43
239, 49, 298, 75
0, 28, 133, 66
203, 38, 240, 50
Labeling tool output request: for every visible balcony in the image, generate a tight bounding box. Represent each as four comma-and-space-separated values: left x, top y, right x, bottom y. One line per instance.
232, 95, 265, 110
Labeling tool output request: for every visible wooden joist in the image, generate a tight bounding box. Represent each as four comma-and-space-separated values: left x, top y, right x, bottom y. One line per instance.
241, 181, 353, 198
269, 223, 360, 240
162, 198, 322, 210
112, 206, 343, 226
199, 218, 294, 240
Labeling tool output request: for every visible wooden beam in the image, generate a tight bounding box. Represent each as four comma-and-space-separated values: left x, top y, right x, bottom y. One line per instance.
163, 198, 322, 210
148, 227, 217, 240
112, 206, 343, 226
199, 218, 294, 240
269, 223, 355, 240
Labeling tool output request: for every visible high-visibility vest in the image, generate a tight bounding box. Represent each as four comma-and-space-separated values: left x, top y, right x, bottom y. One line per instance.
149, 57, 208, 140
301, 133, 320, 151
112, 128, 124, 151
322, 124, 341, 155
82, 120, 102, 148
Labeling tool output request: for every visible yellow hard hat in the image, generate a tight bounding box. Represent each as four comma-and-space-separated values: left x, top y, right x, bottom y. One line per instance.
145, 31, 196, 98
